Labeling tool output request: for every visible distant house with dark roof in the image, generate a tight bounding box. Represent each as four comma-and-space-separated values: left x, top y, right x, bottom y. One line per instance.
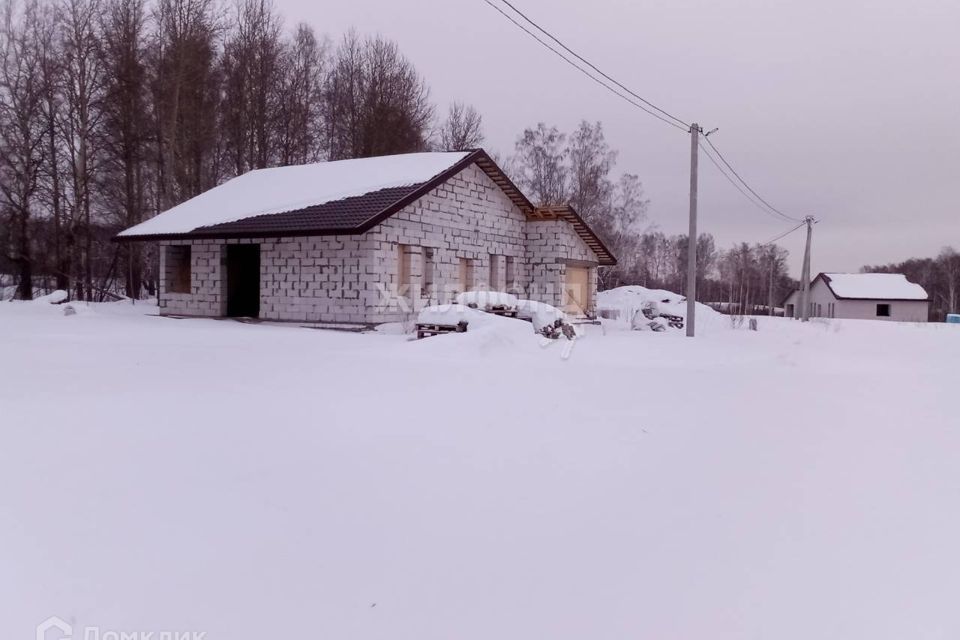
116, 150, 615, 324
783, 272, 929, 322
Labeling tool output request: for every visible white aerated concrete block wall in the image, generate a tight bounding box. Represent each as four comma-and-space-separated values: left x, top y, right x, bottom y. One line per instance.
158, 240, 225, 316
365, 164, 531, 323
258, 236, 380, 323
158, 236, 376, 322
157, 163, 601, 323
524, 219, 598, 310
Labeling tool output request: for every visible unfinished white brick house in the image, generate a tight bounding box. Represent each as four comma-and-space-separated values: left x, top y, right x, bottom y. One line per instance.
117, 150, 616, 325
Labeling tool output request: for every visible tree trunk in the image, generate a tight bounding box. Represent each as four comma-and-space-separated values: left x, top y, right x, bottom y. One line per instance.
47, 101, 67, 290
768, 267, 775, 316
15, 210, 33, 300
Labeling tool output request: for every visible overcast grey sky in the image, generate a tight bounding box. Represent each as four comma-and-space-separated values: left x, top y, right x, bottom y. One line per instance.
277, 0, 958, 277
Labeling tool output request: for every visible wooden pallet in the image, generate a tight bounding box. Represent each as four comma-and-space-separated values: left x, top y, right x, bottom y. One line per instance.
659, 313, 685, 329
463, 303, 519, 319
571, 319, 601, 326
416, 321, 468, 339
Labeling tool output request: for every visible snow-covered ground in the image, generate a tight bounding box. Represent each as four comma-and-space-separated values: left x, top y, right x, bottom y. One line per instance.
2, 298, 958, 640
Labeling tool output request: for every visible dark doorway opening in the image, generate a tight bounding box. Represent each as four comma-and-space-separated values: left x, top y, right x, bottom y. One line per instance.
226, 244, 260, 318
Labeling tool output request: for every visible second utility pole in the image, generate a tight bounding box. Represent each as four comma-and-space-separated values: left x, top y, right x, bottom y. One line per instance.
799, 215, 815, 322
686, 123, 700, 337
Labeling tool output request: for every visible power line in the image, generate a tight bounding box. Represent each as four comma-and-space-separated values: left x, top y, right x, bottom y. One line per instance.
495, 0, 690, 130
760, 221, 807, 246
483, 0, 799, 224
703, 135, 801, 222
481, 0, 807, 282
479, 0, 688, 133
698, 139, 795, 223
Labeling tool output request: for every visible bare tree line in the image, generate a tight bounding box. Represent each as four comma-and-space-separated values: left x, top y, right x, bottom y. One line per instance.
1, 0, 795, 308
0, 0, 484, 300
611, 234, 794, 314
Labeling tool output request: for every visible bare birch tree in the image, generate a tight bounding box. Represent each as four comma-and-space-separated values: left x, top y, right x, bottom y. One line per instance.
0, 0, 47, 299
35, 0, 66, 289
566, 120, 615, 226
324, 31, 433, 160
938, 247, 960, 314
220, 0, 282, 174
510, 122, 567, 205
100, 0, 148, 297
438, 101, 483, 151
150, 0, 220, 207
274, 22, 327, 165
60, 0, 106, 299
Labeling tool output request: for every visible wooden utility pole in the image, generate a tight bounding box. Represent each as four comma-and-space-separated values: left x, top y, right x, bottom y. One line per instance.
799, 215, 815, 322
686, 123, 700, 337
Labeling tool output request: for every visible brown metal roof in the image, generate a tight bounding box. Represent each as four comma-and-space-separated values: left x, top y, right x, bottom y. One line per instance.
192, 184, 422, 237
113, 149, 617, 265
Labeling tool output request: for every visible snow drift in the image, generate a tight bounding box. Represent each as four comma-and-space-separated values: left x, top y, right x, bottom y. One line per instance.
597, 285, 727, 331
414, 303, 540, 355
33, 289, 69, 304
454, 291, 520, 310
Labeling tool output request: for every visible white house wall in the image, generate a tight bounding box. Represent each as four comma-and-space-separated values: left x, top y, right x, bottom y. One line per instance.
806, 280, 838, 317
783, 290, 801, 318
784, 279, 929, 322
834, 299, 928, 322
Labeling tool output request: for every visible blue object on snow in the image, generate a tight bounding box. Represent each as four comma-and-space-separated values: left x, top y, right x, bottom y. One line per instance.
947, 314, 960, 324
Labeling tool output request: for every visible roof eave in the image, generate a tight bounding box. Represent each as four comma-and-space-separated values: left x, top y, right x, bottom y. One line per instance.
832, 296, 930, 302
113, 226, 370, 243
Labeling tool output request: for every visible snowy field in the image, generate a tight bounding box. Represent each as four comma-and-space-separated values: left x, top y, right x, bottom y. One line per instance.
2, 299, 958, 640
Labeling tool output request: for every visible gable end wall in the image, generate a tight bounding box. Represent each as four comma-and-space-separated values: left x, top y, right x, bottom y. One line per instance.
363, 163, 531, 322
525, 219, 598, 309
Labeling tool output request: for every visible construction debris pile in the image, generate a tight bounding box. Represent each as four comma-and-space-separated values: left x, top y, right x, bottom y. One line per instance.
596, 285, 726, 333
416, 292, 578, 341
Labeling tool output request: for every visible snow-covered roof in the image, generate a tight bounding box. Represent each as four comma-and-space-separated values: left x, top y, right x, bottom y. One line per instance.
118, 151, 473, 238
114, 149, 618, 266
819, 273, 928, 300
